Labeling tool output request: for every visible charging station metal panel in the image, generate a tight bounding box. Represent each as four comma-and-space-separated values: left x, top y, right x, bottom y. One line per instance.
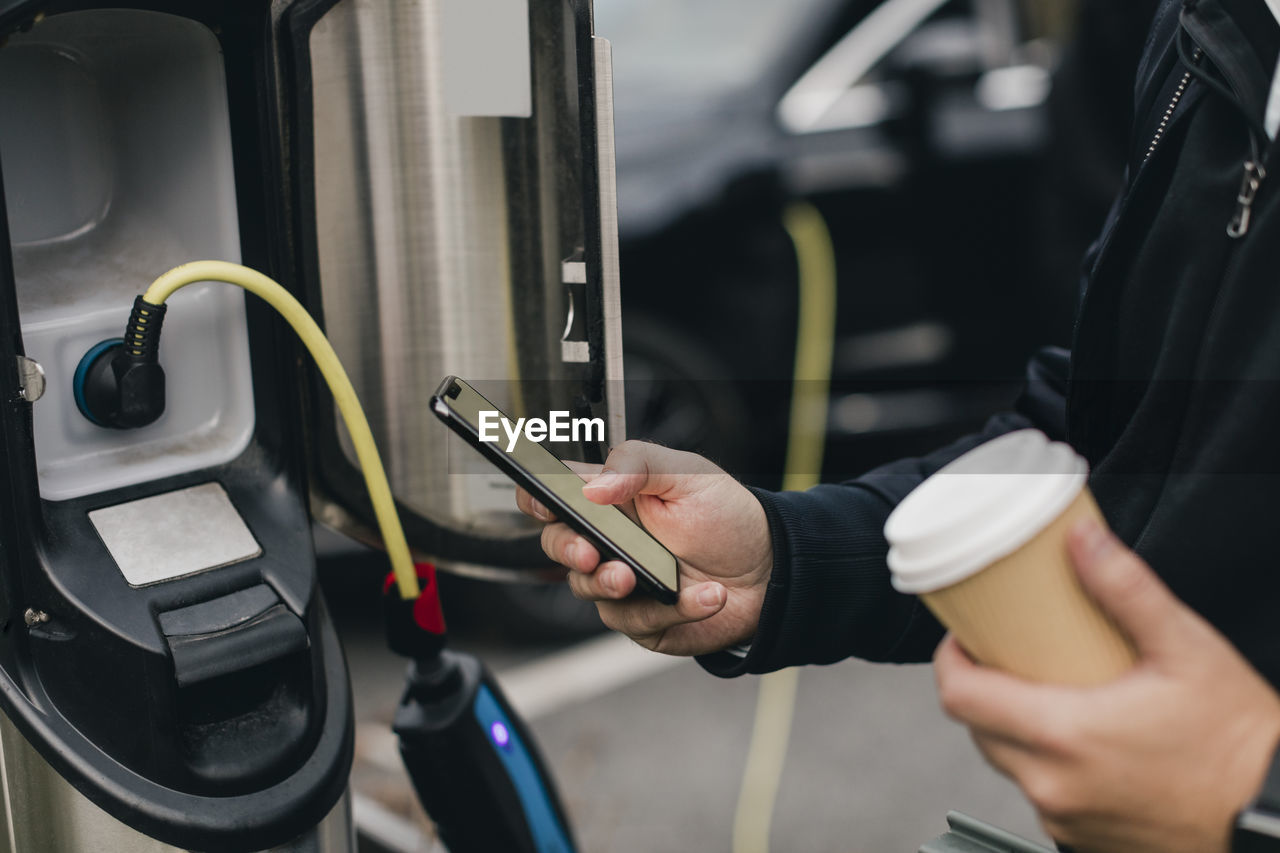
89, 482, 261, 586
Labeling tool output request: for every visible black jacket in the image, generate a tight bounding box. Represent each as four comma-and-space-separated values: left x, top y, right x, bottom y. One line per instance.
700, 0, 1280, 689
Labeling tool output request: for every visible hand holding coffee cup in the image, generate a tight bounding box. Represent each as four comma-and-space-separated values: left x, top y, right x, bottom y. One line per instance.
885, 430, 1136, 685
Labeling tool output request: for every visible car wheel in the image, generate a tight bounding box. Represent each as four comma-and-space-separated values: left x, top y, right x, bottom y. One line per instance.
622, 315, 751, 473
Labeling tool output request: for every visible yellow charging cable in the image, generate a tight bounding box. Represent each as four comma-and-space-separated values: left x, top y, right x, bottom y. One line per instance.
143, 260, 420, 600
778, 204, 838, 496
732, 203, 838, 853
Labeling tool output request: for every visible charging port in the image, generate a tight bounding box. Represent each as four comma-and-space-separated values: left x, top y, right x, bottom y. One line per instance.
73, 296, 167, 429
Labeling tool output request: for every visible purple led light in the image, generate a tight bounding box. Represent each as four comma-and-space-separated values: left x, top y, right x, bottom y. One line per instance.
490, 721, 511, 749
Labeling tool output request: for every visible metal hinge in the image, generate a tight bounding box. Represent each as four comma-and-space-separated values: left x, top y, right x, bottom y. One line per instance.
16, 356, 45, 402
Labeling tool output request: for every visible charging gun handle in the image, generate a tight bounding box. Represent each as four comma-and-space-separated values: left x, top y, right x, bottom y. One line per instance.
393, 651, 577, 853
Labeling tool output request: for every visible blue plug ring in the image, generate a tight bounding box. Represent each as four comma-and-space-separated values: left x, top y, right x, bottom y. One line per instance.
73, 339, 124, 427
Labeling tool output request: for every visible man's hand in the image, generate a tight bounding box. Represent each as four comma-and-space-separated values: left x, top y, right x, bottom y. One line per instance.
934, 518, 1280, 853
515, 441, 772, 656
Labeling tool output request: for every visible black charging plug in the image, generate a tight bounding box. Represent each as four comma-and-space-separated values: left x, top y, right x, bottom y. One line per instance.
75, 296, 168, 429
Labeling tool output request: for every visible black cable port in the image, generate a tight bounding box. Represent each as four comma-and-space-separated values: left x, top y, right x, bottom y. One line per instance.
73, 296, 168, 429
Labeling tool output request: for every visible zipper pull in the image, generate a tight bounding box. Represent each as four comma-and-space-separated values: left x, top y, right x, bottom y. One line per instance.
1227, 160, 1266, 238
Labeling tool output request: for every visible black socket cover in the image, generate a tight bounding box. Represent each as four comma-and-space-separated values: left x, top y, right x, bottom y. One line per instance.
80, 342, 167, 429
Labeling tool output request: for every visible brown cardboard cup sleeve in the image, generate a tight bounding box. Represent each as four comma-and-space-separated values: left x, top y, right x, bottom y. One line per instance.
885, 430, 1136, 685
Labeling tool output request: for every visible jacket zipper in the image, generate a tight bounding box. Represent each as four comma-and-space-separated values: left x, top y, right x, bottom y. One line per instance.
1227, 159, 1266, 238
1149, 41, 1270, 238
1144, 47, 1201, 162
1076, 45, 1204, 351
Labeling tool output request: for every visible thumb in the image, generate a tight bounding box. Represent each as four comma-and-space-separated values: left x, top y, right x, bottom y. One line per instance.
582, 441, 694, 505
1067, 517, 1190, 659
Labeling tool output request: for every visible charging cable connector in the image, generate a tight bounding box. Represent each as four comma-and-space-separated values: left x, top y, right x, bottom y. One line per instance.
74, 296, 168, 429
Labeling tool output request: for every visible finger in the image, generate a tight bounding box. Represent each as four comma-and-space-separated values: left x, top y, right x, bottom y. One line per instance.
562, 461, 641, 523
540, 524, 601, 573
566, 560, 637, 602
1067, 517, 1193, 658
933, 635, 1071, 746
968, 731, 1081, 838
563, 460, 603, 481
968, 730, 1033, 784
581, 441, 701, 505
515, 486, 556, 522
597, 581, 727, 641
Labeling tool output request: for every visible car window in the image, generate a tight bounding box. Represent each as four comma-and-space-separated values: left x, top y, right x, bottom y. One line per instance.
594, 0, 838, 98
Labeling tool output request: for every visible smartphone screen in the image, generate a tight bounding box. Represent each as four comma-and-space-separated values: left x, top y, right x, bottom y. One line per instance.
431, 377, 680, 601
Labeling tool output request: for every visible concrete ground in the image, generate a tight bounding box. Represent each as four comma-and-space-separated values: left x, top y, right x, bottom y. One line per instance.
322, 554, 1050, 853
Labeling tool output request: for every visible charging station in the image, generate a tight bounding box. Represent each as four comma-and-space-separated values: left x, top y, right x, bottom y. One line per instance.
0, 0, 621, 849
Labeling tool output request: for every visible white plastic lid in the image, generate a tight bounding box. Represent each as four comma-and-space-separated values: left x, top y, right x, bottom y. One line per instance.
885, 430, 1088, 594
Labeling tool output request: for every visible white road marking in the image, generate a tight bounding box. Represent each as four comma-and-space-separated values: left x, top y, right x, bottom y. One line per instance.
494, 631, 689, 721
355, 724, 403, 775
352, 792, 445, 853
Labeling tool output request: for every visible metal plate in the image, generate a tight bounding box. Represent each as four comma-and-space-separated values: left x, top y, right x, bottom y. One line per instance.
88, 482, 261, 587
593, 37, 627, 447
442, 0, 532, 117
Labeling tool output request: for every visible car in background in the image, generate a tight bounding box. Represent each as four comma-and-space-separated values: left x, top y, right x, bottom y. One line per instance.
604, 0, 1078, 487
414, 0, 1089, 639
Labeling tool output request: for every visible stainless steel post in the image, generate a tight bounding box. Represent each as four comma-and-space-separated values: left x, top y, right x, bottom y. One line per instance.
295, 0, 626, 575
0, 714, 355, 853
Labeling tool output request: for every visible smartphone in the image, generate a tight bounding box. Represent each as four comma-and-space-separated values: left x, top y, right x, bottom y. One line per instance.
430, 376, 679, 604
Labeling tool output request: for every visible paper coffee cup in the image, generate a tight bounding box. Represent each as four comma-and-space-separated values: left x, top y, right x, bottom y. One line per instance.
885, 430, 1136, 685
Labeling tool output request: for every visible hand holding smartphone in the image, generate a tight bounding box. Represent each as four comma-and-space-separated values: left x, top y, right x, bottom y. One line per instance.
430, 377, 680, 604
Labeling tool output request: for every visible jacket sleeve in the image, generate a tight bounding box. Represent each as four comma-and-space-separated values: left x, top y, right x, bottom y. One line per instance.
696, 347, 1071, 677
